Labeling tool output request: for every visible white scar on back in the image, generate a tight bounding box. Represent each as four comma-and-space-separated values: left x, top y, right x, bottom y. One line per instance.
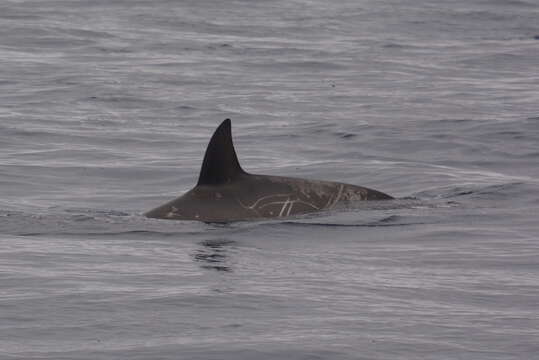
279, 198, 291, 217
239, 194, 292, 209
326, 184, 344, 209
286, 200, 293, 216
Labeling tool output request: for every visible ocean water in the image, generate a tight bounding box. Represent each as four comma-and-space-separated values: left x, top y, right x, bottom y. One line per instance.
1, 0, 539, 359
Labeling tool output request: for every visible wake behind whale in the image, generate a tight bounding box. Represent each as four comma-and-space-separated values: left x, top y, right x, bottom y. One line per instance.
145, 119, 393, 222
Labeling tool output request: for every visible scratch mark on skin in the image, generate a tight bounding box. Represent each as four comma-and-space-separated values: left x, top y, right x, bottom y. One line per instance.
238, 194, 321, 218
326, 184, 344, 209
259, 199, 320, 211
259, 200, 290, 209
167, 206, 180, 218
286, 201, 293, 216
334, 184, 344, 208
279, 198, 290, 217
294, 200, 320, 210
239, 194, 293, 209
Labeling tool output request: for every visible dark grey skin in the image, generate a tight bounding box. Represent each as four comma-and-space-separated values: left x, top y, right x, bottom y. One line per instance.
145, 119, 392, 222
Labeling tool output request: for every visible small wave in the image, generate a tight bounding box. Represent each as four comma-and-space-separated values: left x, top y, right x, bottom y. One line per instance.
0, 209, 211, 237
413, 182, 535, 202
15, 230, 202, 237
332, 131, 357, 139
280, 215, 427, 228
63, 208, 130, 217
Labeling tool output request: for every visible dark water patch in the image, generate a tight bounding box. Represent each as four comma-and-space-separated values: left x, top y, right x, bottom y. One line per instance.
414, 182, 537, 203
345, 198, 429, 211
0, 210, 25, 218
1, 126, 96, 141
520, 151, 539, 158
54, 27, 116, 40
193, 239, 236, 272
1, 33, 95, 49
0, 210, 212, 238
486, 0, 539, 8
15, 230, 203, 238
377, 214, 402, 223
247, 60, 345, 72
382, 43, 406, 49
175, 105, 197, 111
0, 9, 41, 21
14, 148, 131, 163
197, 263, 230, 272
199, 238, 237, 248
85, 95, 159, 109
414, 185, 479, 199
43, 348, 353, 360
93, 46, 135, 54
474, 123, 539, 142
206, 43, 234, 51
471, 182, 529, 199
458, 52, 536, 71
430, 118, 482, 128
277, 211, 436, 228
333, 131, 357, 139
450, 9, 511, 22
69, 214, 94, 222
149, 61, 195, 68
487, 130, 527, 140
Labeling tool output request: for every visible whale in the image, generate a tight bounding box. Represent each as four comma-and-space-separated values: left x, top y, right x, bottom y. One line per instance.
145, 119, 393, 222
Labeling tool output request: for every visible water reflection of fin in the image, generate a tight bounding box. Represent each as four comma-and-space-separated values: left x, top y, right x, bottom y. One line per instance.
193, 238, 236, 272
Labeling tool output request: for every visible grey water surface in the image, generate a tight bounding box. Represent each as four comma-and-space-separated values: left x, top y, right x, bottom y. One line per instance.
1, 0, 539, 359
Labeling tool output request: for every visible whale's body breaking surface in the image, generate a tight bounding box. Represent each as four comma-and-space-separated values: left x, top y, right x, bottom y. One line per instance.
145, 119, 393, 222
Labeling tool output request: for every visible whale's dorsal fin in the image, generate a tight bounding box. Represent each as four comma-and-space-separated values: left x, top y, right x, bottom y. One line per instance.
197, 119, 246, 186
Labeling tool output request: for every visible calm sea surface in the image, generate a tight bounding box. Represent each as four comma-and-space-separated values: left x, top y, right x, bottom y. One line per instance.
1, 0, 539, 359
